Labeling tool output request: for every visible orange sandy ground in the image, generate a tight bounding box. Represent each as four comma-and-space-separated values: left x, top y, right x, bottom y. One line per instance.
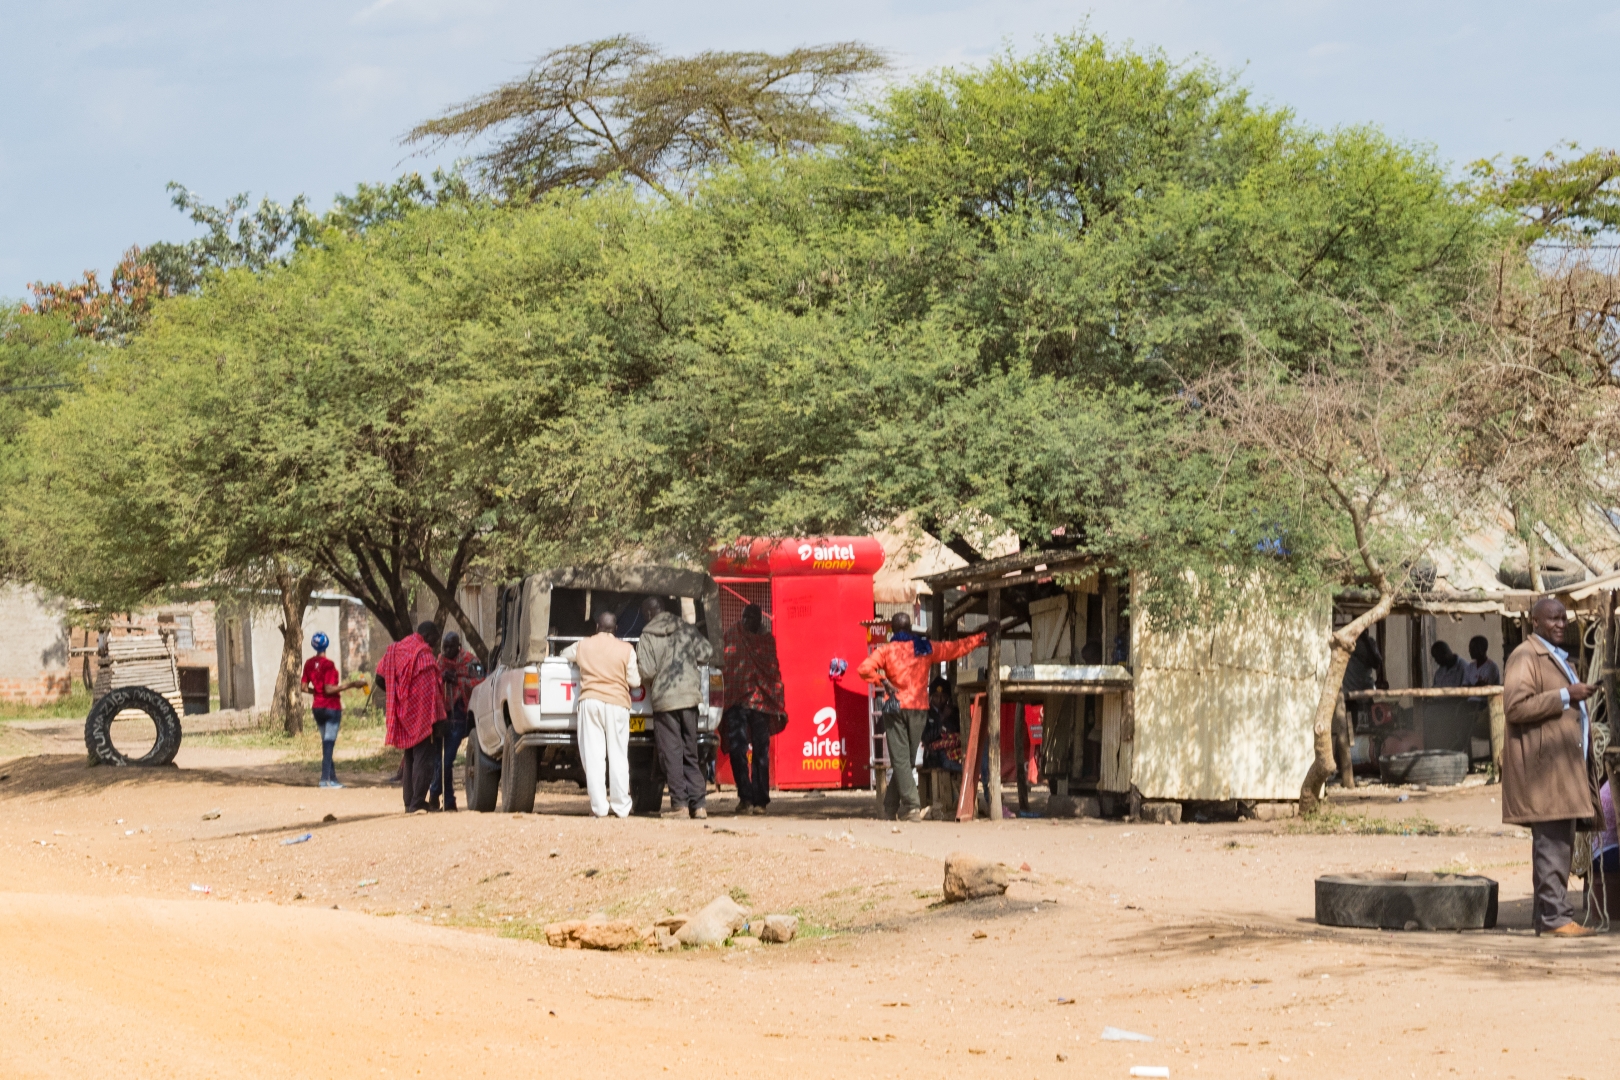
2, 734, 1617, 1080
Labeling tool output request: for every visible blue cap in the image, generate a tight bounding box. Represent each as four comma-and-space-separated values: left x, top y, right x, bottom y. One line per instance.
311, 632, 330, 652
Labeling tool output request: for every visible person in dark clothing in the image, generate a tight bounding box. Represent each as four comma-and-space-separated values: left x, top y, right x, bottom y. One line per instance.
428, 631, 481, 812
721, 604, 785, 815
377, 621, 444, 813
1465, 636, 1501, 687
1431, 641, 1466, 688
921, 681, 961, 770
1336, 630, 1384, 781
636, 596, 715, 818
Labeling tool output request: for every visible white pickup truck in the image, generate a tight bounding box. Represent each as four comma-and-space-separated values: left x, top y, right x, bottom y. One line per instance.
463, 566, 725, 814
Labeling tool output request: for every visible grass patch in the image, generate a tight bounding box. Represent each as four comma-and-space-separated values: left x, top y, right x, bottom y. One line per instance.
0, 685, 96, 722
497, 919, 552, 943
785, 906, 838, 939
184, 709, 395, 769
729, 885, 751, 905
1288, 812, 1458, 837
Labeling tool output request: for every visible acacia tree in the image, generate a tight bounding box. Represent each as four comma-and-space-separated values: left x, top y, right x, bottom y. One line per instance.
1193, 318, 1488, 814
405, 35, 887, 200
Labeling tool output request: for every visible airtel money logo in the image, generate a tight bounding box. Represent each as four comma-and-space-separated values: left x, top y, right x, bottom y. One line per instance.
797, 542, 856, 571
802, 706, 845, 762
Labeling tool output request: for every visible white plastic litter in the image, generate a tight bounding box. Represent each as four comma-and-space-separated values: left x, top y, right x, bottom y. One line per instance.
282, 833, 313, 846
190, 884, 211, 894
1102, 1027, 1153, 1042
1129, 1068, 1170, 1078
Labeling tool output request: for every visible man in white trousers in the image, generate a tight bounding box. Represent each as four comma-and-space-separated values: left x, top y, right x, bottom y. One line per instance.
563, 610, 640, 818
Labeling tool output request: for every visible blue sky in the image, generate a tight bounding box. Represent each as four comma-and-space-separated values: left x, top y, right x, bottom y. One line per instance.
4, 1, 1618, 297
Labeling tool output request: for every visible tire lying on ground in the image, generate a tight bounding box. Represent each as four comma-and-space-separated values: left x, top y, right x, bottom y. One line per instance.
1378, 749, 1468, 787
84, 685, 183, 767
1316, 871, 1498, 930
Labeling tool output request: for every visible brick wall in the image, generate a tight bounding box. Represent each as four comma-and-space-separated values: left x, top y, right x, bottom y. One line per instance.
0, 672, 74, 705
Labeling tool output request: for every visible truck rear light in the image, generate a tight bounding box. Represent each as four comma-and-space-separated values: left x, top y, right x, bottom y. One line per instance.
709, 673, 724, 709
523, 671, 539, 705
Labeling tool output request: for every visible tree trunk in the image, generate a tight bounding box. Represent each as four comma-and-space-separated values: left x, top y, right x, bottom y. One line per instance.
320, 535, 416, 642
1300, 588, 1397, 815
1300, 644, 1354, 817
270, 564, 319, 737
411, 533, 492, 664
1332, 695, 1356, 790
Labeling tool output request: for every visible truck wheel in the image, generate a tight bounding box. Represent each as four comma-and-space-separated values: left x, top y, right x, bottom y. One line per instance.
464, 732, 500, 813
84, 686, 183, 767
629, 747, 665, 816
497, 719, 538, 814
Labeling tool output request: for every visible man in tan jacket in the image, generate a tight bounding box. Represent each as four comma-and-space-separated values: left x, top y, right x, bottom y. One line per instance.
1502, 597, 1602, 937
563, 611, 641, 818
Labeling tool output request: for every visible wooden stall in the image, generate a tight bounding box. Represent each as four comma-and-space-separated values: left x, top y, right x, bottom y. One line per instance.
920, 551, 1335, 816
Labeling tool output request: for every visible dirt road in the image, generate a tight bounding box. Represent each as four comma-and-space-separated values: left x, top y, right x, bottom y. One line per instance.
4, 744, 1617, 1079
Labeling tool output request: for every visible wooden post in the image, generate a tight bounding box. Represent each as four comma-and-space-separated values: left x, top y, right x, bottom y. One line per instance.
1488, 695, 1506, 779
955, 695, 984, 822
928, 590, 946, 640
987, 588, 1003, 823
1605, 593, 1618, 747
1015, 701, 1029, 814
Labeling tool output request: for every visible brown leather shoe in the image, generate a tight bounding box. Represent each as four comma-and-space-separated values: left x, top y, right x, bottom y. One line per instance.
1542, 922, 1597, 938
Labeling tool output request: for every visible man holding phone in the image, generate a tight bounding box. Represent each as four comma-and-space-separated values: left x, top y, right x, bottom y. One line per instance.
1502, 597, 1603, 937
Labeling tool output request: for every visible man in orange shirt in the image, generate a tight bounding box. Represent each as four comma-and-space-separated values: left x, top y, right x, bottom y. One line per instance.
858, 613, 985, 822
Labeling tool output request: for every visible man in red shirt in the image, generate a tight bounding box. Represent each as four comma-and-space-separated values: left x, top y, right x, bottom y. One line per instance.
858, 613, 985, 822
428, 631, 482, 812
721, 604, 785, 815
376, 621, 445, 812
300, 631, 366, 789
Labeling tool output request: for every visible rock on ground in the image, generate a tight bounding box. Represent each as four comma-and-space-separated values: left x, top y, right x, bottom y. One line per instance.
1045, 794, 1101, 819
576, 919, 643, 950
1140, 801, 1182, 825
543, 916, 643, 951
675, 894, 748, 947
544, 920, 584, 948
759, 914, 799, 943
943, 852, 1009, 902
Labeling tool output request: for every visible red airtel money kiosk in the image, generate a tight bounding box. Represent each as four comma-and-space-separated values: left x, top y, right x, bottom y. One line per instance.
709, 538, 884, 790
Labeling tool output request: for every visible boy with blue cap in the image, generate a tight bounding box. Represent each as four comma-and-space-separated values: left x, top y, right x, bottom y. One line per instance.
301, 632, 366, 788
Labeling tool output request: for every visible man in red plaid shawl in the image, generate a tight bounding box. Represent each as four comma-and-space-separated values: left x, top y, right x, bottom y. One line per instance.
428, 631, 482, 812
377, 621, 445, 812
722, 604, 785, 815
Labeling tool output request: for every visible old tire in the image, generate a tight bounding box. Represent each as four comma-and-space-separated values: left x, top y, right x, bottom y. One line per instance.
464, 732, 500, 813
497, 719, 538, 814
1379, 749, 1468, 787
1316, 872, 1498, 930
1497, 554, 1586, 591
84, 686, 182, 767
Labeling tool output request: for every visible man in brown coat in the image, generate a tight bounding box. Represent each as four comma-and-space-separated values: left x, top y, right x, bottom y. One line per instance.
1502, 596, 1602, 937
